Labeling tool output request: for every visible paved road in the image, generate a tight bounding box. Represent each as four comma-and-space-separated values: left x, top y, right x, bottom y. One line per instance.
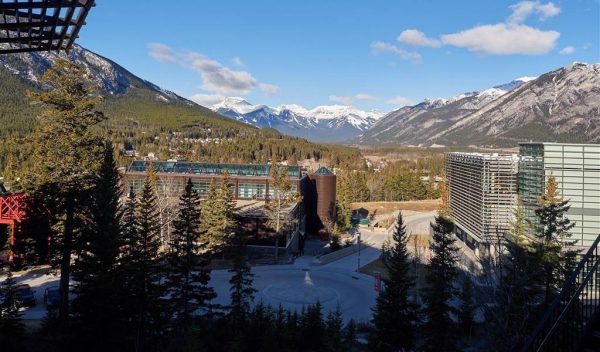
330, 211, 436, 271
7, 211, 436, 325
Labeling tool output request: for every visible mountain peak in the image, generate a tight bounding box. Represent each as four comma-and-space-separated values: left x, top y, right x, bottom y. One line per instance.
211, 98, 384, 142
359, 62, 600, 146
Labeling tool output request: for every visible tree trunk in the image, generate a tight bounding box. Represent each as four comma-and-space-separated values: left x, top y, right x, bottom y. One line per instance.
59, 192, 75, 331
275, 197, 281, 264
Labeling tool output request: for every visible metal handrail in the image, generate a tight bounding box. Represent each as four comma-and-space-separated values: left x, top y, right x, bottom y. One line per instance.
520, 233, 600, 352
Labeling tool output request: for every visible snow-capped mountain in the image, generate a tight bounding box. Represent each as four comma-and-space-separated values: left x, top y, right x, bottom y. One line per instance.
356, 74, 574, 146
433, 63, 600, 145
212, 98, 384, 142
0, 43, 191, 104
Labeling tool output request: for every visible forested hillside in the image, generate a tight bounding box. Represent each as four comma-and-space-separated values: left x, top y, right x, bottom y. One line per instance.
0, 47, 362, 174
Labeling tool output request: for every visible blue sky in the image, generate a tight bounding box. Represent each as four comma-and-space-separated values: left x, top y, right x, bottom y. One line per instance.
79, 0, 599, 112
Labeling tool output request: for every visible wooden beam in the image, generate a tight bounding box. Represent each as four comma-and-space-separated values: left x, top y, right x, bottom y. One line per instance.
0, 33, 67, 44
0, 0, 86, 10
0, 18, 75, 29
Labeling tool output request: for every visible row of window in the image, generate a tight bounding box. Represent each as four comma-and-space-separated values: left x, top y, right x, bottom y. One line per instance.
127, 180, 297, 200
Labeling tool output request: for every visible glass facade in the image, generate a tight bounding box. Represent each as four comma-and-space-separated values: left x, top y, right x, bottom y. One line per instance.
519, 143, 600, 249
127, 160, 301, 178
238, 183, 266, 199
445, 152, 519, 256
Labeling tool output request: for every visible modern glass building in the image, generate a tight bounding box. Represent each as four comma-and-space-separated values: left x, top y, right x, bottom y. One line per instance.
519, 143, 600, 250
445, 152, 520, 257
124, 160, 301, 200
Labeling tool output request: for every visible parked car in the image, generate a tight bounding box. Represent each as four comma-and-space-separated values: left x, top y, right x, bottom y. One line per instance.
15, 284, 36, 308
44, 286, 60, 310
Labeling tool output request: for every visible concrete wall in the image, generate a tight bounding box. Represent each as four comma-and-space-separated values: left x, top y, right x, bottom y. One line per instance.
312, 242, 368, 266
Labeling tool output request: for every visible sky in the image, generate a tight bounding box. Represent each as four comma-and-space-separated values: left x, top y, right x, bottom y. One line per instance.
78, 0, 599, 112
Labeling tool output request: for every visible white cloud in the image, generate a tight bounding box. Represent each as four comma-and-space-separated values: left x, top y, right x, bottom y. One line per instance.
370, 41, 422, 63
441, 23, 559, 55
187, 53, 257, 95
386, 96, 412, 107
148, 43, 278, 98
188, 93, 225, 106
355, 93, 378, 102
559, 46, 575, 55
397, 29, 442, 47
329, 95, 354, 104
231, 57, 245, 67
148, 43, 178, 64
508, 1, 560, 24
259, 83, 281, 96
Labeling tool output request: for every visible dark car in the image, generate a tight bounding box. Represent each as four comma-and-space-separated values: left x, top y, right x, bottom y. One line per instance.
15, 284, 36, 308
44, 286, 60, 310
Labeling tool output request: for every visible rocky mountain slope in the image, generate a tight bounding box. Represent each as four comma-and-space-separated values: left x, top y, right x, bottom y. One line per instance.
0, 44, 250, 137
358, 63, 599, 146
212, 97, 384, 142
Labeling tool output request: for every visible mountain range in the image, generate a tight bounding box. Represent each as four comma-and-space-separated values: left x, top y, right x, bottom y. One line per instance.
212, 63, 599, 147
212, 98, 384, 142
358, 62, 600, 146
0, 43, 252, 138
1, 42, 598, 147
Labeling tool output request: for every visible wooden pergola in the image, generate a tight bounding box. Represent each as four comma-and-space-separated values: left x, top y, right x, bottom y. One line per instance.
0, 0, 95, 54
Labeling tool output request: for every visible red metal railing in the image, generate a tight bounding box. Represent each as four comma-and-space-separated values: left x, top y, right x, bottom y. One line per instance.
0, 194, 26, 255
0, 193, 26, 223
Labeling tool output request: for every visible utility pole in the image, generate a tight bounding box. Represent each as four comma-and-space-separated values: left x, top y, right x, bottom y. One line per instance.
357, 232, 361, 272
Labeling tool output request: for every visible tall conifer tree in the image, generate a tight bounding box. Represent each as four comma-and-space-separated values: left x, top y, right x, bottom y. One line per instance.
200, 170, 237, 254
369, 213, 418, 351
0, 270, 25, 348
72, 141, 126, 349
423, 214, 458, 351
25, 58, 105, 328
533, 174, 577, 306
228, 235, 257, 324
490, 200, 541, 351
124, 169, 166, 351
167, 179, 216, 336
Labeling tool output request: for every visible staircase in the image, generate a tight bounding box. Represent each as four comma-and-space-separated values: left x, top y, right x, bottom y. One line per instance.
520, 234, 600, 352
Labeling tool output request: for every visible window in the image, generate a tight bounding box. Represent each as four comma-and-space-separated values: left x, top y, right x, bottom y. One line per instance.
238, 183, 266, 199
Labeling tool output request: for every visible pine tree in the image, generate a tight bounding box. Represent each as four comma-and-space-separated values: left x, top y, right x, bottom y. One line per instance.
265, 161, 301, 263
220, 169, 237, 251
458, 276, 475, 338
423, 214, 458, 351
228, 236, 257, 324
123, 170, 167, 351
369, 213, 418, 352
533, 174, 577, 306
302, 302, 326, 351
0, 270, 25, 348
325, 307, 344, 352
490, 200, 541, 351
343, 319, 358, 352
200, 170, 237, 254
24, 58, 106, 328
71, 141, 126, 349
167, 179, 216, 336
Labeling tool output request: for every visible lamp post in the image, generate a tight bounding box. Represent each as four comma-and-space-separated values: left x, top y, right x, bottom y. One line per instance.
357, 232, 361, 272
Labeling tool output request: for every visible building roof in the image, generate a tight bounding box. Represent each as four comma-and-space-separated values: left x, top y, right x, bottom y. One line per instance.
313, 166, 333, 175
0, 0, 95, 54
235, 199, 298, 219
127, 160, 301, 178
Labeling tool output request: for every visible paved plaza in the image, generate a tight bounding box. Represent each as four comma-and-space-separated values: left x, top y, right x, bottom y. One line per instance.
7, 211, 436, 324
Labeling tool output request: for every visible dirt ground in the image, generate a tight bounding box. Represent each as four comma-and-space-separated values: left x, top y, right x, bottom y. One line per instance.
360, 258, 429, 292
351, 199, 440, 214
360, 234, 430, 283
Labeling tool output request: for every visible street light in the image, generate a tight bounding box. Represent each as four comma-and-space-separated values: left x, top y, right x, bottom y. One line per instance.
357, 232, 361, 272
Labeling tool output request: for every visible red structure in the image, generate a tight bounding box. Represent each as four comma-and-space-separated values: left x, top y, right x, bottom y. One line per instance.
0, 194, 26, 260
